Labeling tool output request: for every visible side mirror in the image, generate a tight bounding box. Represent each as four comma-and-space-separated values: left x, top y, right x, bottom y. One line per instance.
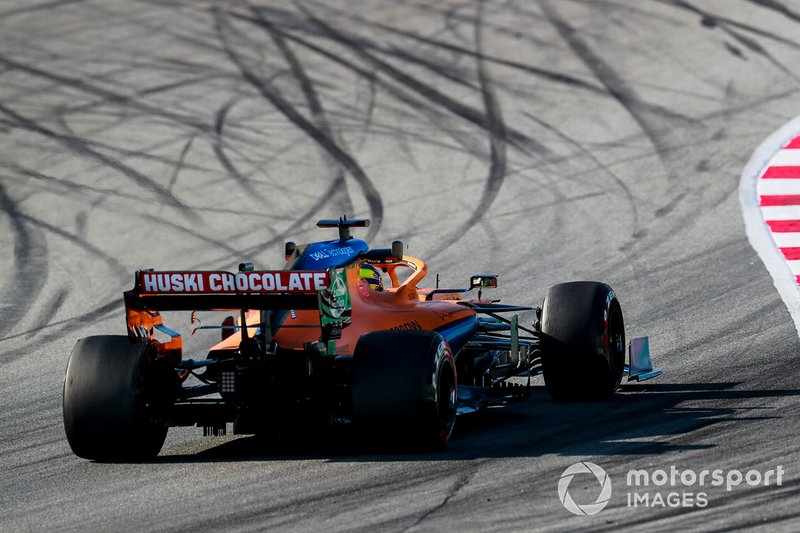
470, 275, 498, 289
391, 240, 404, 260
285, 241, 297, 262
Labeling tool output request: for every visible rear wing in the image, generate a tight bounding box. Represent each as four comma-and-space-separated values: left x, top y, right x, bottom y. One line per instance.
124, 268, 350, 360
125, 270, 328, 311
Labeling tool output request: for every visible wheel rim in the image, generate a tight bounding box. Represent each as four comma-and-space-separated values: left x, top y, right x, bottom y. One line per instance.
437, 363, 457, 435
607, 303, 625, 377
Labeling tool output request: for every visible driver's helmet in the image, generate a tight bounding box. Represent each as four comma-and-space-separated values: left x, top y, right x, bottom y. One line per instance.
359, 263, 384, 291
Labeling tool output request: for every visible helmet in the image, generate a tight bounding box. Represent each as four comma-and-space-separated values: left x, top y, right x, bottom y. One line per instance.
359, 264, 384, 291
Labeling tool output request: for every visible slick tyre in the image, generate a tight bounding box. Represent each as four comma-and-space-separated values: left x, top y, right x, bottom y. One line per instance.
63, 336, 168, 460
540, 282, 625, 402
352, 331, 457, 451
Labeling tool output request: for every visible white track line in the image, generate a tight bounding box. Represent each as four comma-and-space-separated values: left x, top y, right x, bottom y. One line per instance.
740, 115, 800, 338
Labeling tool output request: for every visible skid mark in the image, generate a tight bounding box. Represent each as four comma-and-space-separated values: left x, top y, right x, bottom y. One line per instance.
17, 211, 128, 278
0, 103, 197, 219
167, 135, 195, 193
249, 4, 355, 216
523, 111, 643, 249
232, 13, 491, 163
0, 298, 124, 344
743, 0, 800, 25
0, 0, 88, 21
140, 213, 245, 257
216, 7, 382, 240
293, 4, 550, 157
665, 0, 800, 51
540, 0, 688, 172
406, 471, 475, 531
0, 183, 49, 351
24, 288, 69, 341
0, 54, 214, 135
428, 0, 508, 259
212, 98, 269, 203
304, 0, 606, 95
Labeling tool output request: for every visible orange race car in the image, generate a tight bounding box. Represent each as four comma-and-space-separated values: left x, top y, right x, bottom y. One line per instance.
62, 217, 661, 460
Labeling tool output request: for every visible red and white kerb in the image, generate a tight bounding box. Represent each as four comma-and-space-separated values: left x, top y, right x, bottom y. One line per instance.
759, 136, 800, 284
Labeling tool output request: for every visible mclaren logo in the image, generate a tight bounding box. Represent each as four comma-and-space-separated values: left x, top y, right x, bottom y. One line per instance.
558, 462, 612, 515
390, 320, 422, 331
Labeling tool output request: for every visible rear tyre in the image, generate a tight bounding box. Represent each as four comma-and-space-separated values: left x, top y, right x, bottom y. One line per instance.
540, 282, 625, 402
352, 330, 457, 451
63, 336, 169, 460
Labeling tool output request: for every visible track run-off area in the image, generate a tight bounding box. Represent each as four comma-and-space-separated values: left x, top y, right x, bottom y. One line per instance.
2, 1, 800, 531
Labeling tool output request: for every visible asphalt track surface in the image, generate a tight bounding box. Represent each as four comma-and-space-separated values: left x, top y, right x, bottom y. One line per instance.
2, 1, 800, 531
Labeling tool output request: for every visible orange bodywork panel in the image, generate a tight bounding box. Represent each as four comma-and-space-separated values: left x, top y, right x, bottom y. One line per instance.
125, 307, 183, 361
209, 256, 475, 356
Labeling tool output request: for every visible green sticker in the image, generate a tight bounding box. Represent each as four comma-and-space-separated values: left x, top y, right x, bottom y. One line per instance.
319, 268, 351, 331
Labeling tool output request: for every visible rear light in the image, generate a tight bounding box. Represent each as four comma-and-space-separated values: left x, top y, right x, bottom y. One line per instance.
220, 371, 236, 393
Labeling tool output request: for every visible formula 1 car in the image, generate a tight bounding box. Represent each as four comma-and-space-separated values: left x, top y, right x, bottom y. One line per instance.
62, 217, 661, 460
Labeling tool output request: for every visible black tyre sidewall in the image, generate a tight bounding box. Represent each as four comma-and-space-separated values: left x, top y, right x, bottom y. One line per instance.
540, 282, 625, 401
352, 330, 457, 450
63, 336, 167, 460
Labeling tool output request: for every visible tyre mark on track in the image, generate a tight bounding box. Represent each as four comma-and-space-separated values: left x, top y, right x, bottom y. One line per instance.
16, 212, 127, 278
404, 471, 475, 532
230, 13, 490, 165
249, 4, 355, 217
212, 98, 269, 203
291, 4, 550, 157
212, 156, 358, 266
540, 0, 696, 168
522, 111, 643, 248
195, 453, 467, 530
50, 109, 214, 182
142, 213, 244, 257
695, 6, 800, 50
0, 103, 197, 220
657, 0, 800, 49
0, 298, 123, 344
423, 0, 508, 260
353, 70, 378, 152
0, 54, 214, 135
215, 7, 382, 239
2, 164, 141, 201
5, 163, 256, 219
470, 0, 507, 224
303, 0, 606, 96
0, 183, 48, 357
0, 0, 88, 21
667, 0, 800, 83
743, 0, 800, 24
286, 3, 482, 93
24, 288, 68, 341
167, 135, 195, 193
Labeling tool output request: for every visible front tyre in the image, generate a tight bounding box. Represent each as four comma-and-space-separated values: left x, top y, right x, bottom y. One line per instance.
352, 331, 457, 451
63, 336, 169, 460
540, 282, 625, 402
